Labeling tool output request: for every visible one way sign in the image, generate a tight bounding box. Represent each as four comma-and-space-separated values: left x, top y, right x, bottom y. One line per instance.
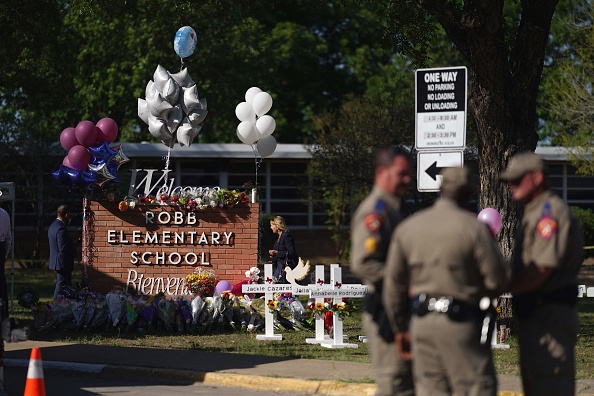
417, 151, 464, 192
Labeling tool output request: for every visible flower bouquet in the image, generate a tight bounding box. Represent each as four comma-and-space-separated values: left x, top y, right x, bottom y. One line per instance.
185, 268, 216, 298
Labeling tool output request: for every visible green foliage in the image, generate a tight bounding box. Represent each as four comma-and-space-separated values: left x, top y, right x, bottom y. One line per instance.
572, 206, 594, 250
307, 86, 415, 257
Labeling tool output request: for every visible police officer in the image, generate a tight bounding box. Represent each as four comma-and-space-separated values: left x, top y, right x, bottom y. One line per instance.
500, 152, 583, 396
383, 167, 509, 396
350, 146, 414, 396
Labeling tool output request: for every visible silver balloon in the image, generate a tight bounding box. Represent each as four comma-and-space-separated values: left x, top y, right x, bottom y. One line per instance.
148, 114, 173, 140
177, 121, 202, 147
181, 84, 200, 114
138, 98, 149, 124
147, 92, 173, 118
162, 78, 180, 104
187, 108, 208, 126
89, 163, 115, 181
170, 67, 195, 88
153, 65, 170, 93
166, 105, 184, 133
112, 145, 130, 169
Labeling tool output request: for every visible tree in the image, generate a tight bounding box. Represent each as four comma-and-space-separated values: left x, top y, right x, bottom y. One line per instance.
544, 0, 594, 175
412, 0, 561, 257
307, 64, 417, 258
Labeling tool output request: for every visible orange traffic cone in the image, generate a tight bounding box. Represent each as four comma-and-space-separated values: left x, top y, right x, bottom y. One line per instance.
23, 347, 46, 396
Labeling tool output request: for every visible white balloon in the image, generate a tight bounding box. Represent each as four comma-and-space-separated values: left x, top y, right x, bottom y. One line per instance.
170, 67, 195, 88
148, 114, 172, 140
177, 121, 202, 147
145, 80, 157, 99
166, 105, 183, 133
252, 92, 273, 116
162, 78, 180, 104
255, 115, 276, 139
137, 98, 149, 124
237, 121, 258, 145
182, 84, 200, 114
187, 108, 208, 126
146, 92, 173, 118
235, 102, 256, 122
245, 86, 262, 104
257, 135, 277, 157
153, 65, 170, 94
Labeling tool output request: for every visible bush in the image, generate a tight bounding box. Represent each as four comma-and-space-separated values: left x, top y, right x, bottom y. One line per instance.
571, 206, 594, 256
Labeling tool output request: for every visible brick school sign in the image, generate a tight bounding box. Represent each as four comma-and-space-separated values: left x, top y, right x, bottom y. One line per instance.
84, 200, 259, 295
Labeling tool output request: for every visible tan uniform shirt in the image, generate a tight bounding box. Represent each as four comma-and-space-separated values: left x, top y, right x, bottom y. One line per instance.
513, 190, 583, 292
384, 198, 509, 331
350, 186, 403, 293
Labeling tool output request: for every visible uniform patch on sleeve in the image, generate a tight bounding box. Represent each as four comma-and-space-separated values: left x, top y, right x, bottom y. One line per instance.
536, 216, 557, 240
364, 213, 382, 233
364, 236, 379, 253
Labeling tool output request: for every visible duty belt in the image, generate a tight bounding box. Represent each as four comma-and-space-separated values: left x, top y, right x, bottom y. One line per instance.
411, 293, 496, 345
411, 293, 485, 322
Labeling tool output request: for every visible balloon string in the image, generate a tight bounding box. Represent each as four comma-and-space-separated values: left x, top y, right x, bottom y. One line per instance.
164, 145, 172, 183
252, 144, 262, 186
82, 192, 89, 285
180, 57, 185, 71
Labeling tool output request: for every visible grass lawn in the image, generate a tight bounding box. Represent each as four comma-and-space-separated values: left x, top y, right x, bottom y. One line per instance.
6, 265, 594, 380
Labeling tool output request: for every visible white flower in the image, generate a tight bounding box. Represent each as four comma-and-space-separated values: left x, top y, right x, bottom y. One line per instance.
210, 200, 217, 208
128, 201, 136, 209
247, 324, 254, 331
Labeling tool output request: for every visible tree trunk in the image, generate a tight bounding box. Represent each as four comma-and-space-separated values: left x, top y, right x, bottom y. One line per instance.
420, 0, 559, 259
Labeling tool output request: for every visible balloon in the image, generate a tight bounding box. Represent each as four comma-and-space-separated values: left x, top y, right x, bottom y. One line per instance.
52, 166, 97, 190
181, 85, 200, 114
96, 118, 119, 144
67, 145, 91, 170
237, 121, 259, 145
173, 26, 197, 58
62, 156, 73, 168
252, 92, 273, 116
235, 102, 255, 122
255, 115, 276, 139
153, 64, 170, 93
245, 86, 262, 104
162, 78, 180, 104
177, 122, 202, 147
477, 208, 502, 236
111, 145, 130, 169
257, 135, 277, 157
148, 115, 173, 141
60, 127, 78, 151
89, 141, 117, 166
147, 92, 173, 118
170, 68, 195, 88
138, 98, 150, 124
215, 280, 232, 295
75, 120, 98, 147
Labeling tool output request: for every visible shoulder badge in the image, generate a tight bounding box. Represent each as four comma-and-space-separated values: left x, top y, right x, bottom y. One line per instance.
364, 198, 386, 233
536, 201, 557, 240
364, 213, 382, 233
536, 216, 557, 240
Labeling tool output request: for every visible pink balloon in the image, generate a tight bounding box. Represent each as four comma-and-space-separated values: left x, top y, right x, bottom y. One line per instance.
96, 118, 118, 144
62, 156, 73, 169
93, 126, 106, 147
67, 145, 91, 170
75, 120, 98, 147
60, 127, 78, 151
477, 208, 502, 236
215, 280, 232, 295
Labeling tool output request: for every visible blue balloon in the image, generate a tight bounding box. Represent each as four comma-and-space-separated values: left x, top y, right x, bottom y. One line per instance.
89, 141, 117, 166
173, 26, 197, 58
52, 165, 97, 190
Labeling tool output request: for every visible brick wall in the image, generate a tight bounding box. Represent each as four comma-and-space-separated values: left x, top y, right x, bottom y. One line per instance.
84, 200, 259, 295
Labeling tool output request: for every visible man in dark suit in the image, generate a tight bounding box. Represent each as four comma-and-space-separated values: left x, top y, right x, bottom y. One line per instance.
48, 204, 75, 300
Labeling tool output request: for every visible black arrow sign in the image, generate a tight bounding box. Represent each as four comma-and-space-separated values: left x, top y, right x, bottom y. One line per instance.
425, 161, 446, 181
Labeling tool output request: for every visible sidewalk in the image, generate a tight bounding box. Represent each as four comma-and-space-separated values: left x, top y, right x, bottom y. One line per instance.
4, 340, 594, 396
